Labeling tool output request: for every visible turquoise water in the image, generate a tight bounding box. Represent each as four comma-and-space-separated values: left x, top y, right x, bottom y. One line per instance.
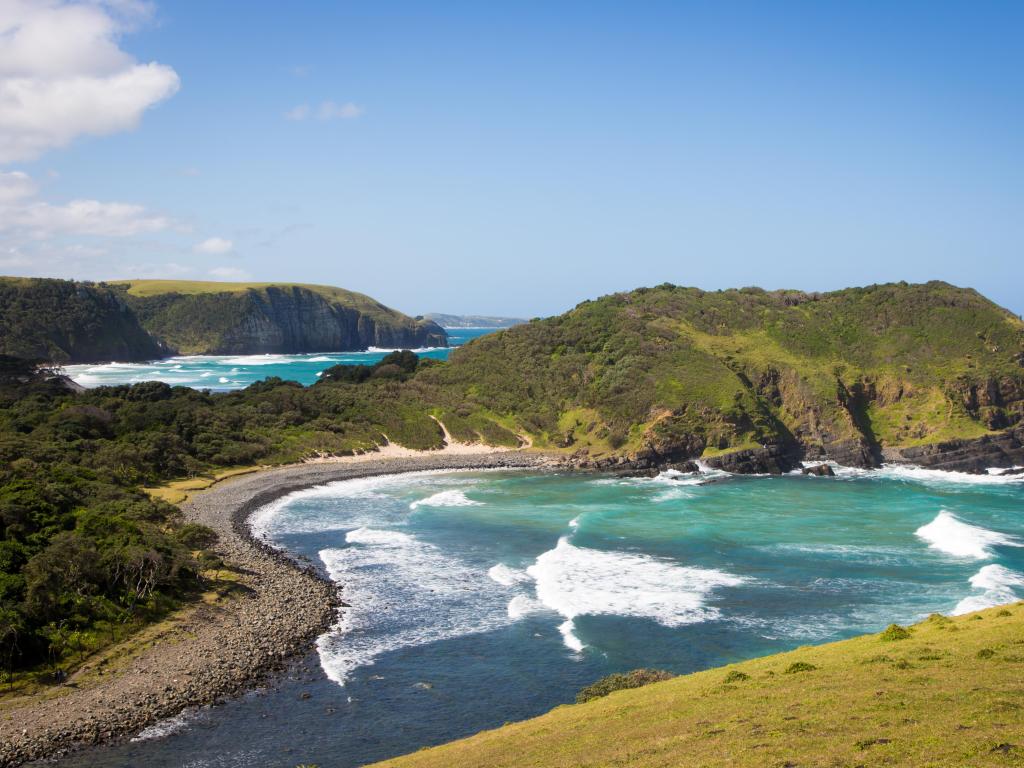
63, 328, 492, 390
53, 464, 1024, 768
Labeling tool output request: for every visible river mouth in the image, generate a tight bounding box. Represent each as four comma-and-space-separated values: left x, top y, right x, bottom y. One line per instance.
51, 466, 1024, 768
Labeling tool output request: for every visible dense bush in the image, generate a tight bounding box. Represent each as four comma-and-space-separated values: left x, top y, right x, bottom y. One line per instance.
575, 668, 675, 703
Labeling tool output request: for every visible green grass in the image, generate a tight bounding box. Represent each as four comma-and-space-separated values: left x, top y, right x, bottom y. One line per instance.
371, 604, 1024, 768
110, 278, 390, 315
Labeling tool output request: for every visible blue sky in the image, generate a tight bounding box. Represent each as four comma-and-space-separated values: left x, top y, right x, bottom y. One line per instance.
1, 1, 1021, 317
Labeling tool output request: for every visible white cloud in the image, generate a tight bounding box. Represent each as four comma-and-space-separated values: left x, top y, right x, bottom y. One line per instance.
0, 0, 180, 163
121, 259, 193, 278
285, 100, 364, 122
0, 169, 171, 237
318, 100, 364, 120
0, 245, 30, 268
208, 265, 250, 280
0, 170, 36, 202
284, 104, 310, 121
194, 236, 233, 255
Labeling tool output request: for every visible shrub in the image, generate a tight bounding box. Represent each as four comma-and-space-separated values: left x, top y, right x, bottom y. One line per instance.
784, 661, 817, 674
723, 670, 750, 683
576, 668, 675, 703
879, 624, 912, 641
977, 648, 996, 659
996, 609, 1012, 617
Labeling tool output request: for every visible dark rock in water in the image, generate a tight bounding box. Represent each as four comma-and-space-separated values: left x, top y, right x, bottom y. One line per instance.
820, 438, 881, 469
998, 466, 1024, 476
802, 464, 836, 477
667, 460, 701, 474
703, 443, 802, 475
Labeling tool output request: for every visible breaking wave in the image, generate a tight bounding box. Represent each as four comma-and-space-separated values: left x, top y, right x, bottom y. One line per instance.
410, 489, 482, 509
525, 537, 745, 651
915, 510, 1021, 560
316, 527, 512, 685
953, 564, 1024, 615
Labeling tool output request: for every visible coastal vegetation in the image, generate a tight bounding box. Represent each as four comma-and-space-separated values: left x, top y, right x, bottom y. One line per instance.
371, 604, 1024, 768
418, 281, 1024, 466
0, 280, 1021, 687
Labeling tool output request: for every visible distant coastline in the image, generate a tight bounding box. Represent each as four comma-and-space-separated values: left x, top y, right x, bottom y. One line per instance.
424, 312, 527, 329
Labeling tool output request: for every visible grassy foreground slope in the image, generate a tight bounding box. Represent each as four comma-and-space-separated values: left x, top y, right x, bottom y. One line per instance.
374, 605, 1024, 768
420, 282, 1024, 463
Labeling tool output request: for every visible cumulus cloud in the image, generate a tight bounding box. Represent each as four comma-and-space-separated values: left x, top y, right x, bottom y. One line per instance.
0, 0, 180, 163
208, 265, 250, 280
0, 169, 171, 237
285, 100, 364, 122
194, 236, 233, 255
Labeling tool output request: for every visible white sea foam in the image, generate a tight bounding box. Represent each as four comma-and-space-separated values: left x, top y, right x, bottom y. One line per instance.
915, 510, 1021, 560
525, 537, 745, 651
219, 354, 288, 366
307, 355, 338, 362
410, 489, 481, 509
249, 469, 513, 540
953, 564, 1024, 615
762, 542, 916, 567
218, 376, 230, 383
131, 710, 197, 741
880, 464, 1024, 485
488, 563, 532, 586
316, 527, 513, 685
507, 594, 542, 619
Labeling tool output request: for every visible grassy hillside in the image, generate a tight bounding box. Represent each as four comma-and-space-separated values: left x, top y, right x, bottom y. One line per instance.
373, 604, 1024, 768
111, 279, 397, 322
417, 282, 1024, 462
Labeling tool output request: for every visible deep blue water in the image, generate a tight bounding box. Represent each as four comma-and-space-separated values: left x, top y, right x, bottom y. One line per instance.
52, 464, 1024, 768
63, 328, 493, 390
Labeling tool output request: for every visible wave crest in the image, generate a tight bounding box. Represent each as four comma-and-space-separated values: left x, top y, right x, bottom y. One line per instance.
915, 510, 1021, 559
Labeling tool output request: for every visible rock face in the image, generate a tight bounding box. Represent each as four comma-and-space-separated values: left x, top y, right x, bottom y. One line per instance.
882, 426, 1024, 473
0, 278, 168, 363
703, 443, 803, 475
126, 284, 447, 356
0, 277, 446, 363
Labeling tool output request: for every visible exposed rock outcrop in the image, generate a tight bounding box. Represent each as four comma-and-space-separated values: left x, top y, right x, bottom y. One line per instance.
882, 426, 1024, 473
125, 284, 447, 355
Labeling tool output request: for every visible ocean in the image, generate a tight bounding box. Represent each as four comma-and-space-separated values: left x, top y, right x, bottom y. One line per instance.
53, 463, 1024, 768
62, 328, 494, 390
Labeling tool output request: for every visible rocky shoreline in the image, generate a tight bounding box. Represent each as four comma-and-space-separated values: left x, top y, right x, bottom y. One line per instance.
565, 425, 1024, 476
0, 451, 550, 768
3, 433, 1020, 766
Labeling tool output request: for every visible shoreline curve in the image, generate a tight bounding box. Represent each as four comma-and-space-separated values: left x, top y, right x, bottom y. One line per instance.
0, 451, 552, 768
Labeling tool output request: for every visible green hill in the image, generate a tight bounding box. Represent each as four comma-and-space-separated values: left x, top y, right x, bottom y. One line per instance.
0, 277, 167, 364
420, 281, 1024, 469
0, 277, 447, 362
371, 604, 1024, 768
111, 279, 447, 356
